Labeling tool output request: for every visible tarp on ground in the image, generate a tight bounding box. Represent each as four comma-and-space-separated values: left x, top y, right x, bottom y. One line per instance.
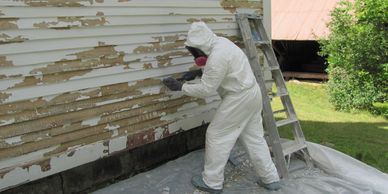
93, 141, 388, 194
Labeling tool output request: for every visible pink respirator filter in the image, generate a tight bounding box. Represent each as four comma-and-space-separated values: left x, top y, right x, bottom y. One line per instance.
195, 56, 207, 67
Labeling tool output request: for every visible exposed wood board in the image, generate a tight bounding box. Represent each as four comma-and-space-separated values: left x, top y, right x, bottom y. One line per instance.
1, 63, 193, 103
0, 8, 231, 19
0, 0, 223, 8
0, 23, 237, 55
0, 29, 237, 62
0, 23, 238, 47
0, 58, 193, 91
1, 15, 236, 30
0, 106, 218, 175
0, 49, 189, 77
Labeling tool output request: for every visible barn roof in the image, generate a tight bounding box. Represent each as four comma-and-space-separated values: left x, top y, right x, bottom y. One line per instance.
272, 0, 340, 40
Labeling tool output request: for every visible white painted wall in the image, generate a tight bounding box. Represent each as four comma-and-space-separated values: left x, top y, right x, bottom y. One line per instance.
0, 0, 267, 191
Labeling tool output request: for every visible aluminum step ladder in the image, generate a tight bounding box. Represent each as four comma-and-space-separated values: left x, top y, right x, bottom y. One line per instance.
235, 13, 312, 178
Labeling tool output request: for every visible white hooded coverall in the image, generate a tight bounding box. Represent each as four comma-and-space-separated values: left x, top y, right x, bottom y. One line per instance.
182, 22, 280, 190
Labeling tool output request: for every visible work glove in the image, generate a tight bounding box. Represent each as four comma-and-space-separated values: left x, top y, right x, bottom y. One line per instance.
177, 69, 203, 81
163, 77, 183, 91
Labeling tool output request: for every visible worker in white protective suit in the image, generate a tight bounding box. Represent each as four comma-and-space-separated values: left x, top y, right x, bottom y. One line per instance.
163, 22, 280, 194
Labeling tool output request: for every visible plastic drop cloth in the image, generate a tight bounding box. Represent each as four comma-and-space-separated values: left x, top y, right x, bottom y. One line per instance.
93, 141, 388, 194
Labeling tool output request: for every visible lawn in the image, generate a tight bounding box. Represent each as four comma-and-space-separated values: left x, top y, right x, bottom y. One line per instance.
271, 81, 388, 173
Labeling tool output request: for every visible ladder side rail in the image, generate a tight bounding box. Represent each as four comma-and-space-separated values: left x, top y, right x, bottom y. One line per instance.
255, 14, 313, 168
236, 13, 289, 178
236, 15, 262, 79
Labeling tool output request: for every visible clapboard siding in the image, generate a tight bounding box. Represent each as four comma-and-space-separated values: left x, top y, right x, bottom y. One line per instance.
0, 0, 265, 191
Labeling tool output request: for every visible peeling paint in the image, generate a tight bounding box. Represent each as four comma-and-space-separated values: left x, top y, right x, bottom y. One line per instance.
12, 76, 40, 88
0, 118, 15, 126
222, 17, 234, 21
0, 33, 28, 44
4, 136, 22, 145
156, 51, 189, 67
187, 17, 217, 23
5, 43, 129, 88
220, 0, 263, 13
0, 96, 203, 158
104, 124, 120, 131
0, 92, 11, 103
0, 146, 58, 170
38, 45, 123, 73
0, 56, 14, 67
0, 18, 19, 30
152, 34, 185, 43
0, 92, 172, 139
0, 102, 217, 191
133, 41, 185, 54
143, 63, 153, 69
81, 116, 101, 126
37, 160, 51, 172
33, 12, 108, 29
0, 79, 161, 118
22, 0, 94, 7
0, 1, 244, 191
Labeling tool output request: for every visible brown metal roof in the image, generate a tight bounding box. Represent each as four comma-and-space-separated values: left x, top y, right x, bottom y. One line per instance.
272, 0, 339, 40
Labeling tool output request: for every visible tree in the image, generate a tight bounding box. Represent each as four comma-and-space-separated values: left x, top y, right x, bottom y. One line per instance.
319, 0, 388, 114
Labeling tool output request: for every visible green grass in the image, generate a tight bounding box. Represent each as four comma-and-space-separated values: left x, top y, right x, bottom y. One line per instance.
271, 81, 388, 173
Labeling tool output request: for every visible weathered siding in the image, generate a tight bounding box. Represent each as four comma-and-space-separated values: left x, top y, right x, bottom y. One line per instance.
0, 0, 264, 191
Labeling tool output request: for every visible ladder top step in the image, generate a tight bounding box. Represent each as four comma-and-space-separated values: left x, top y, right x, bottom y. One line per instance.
281, 141, 307, 156
276, 117, 298, 127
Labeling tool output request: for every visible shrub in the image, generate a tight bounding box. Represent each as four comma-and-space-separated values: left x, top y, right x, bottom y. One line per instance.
319, 0, 388, 112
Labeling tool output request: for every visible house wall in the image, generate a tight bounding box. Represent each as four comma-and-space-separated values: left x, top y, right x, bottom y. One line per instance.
0, 0, 267, 191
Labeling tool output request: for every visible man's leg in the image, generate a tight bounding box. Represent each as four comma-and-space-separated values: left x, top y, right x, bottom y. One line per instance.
239, 111, 280, 184
201, 120, 245, 190
195, 86, 262, 191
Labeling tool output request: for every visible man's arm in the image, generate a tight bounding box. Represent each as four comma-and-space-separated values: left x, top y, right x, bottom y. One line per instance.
182, 53, 228, 98
177, 69, 203, 82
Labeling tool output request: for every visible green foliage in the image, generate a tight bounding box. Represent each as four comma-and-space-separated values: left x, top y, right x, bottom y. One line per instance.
328, 68, 379, 110
372, 102, 388, 118
319, 0, 388, 112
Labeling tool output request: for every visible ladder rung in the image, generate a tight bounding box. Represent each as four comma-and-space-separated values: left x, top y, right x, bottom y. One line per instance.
273, 109, 286, 114
281, 141, 307, 156
276, 117, 298, 127
255, 41, 271, 46
268, 91, 288, 98
263, 66, 280, 71
269, 66, 280, 71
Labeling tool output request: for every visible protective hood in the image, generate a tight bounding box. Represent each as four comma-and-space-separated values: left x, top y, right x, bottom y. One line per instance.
185, 22, 217, 55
